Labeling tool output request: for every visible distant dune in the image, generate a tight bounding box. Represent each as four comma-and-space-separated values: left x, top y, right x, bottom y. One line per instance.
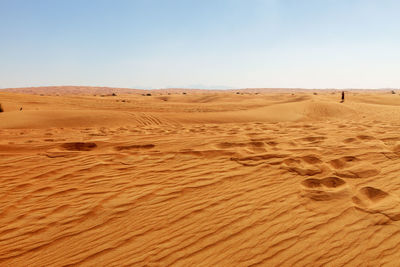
2, 85, 397, 95
0, 87, 400, 265
1, 86, 143, 95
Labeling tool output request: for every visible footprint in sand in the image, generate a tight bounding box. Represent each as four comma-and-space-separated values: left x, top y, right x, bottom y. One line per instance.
333, 164, 380, 179
60, 142, 97, 151
356, 135, 375, 141
231, 153, 288, 167
329, 156, 359, 169
216, 141, 266, 153
352, 187, 400, 221
114, 144, 155, 151
380, 137, 400, 146
329, 156, 380, 178
392, 143, 400, 153
300, 177, 349, 201
299, 136, 326, 144
343, 137, 359, 144
282, 155, 324, 176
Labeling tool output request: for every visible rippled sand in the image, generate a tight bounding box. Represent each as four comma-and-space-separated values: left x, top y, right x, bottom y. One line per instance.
1, 87, 400, 266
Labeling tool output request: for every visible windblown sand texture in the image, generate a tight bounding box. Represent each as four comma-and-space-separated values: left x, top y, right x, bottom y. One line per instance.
0, 87, 400, 266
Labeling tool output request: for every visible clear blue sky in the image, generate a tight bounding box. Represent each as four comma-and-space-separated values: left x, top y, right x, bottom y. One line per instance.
1, 0, 400, 89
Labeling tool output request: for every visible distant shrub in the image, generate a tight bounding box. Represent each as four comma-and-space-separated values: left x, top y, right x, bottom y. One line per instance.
146, 93, 152, 96
313, 92, 318, 95
182, 92, 187, 95
112, 93, 117, 96
0, 104, 3, 112
391, 90, 396, 94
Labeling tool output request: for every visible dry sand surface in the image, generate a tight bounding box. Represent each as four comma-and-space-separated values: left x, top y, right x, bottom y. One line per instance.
0, 87, 400, 266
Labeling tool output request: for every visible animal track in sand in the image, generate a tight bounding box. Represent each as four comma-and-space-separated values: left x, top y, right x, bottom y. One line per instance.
301, 177, 346, 189
334, 165, 380, 179
301, 155, 322, 164
300, 136, 326, 143
60, 142, 97, 151
231, 153, 288, 166
266, 141, 278, 146
343, 137, 358, 143
216, 141, 265, 149
301, 178, 321, 188
301, 177, 346, 188
380, 137, 400, 146
179, 149, 236, 158
300, 177, 349, 201
352, 187, 400, 221
357, 135, 375, 141
300, 177, 400, 222
114, 144, 155, 151
320, 176, 347, 188
329, 156, 380, 178
329, 156, 359, 169
249, 137, 279, 147
393, 143, 400, 153
282, 155, 325, 176
358, 187, 388, 202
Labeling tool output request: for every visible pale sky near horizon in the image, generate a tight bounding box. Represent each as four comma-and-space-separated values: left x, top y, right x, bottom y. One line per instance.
1, 0, 400, 89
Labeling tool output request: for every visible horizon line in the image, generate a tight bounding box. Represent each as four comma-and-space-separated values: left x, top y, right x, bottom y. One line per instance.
1, 85, 399, 91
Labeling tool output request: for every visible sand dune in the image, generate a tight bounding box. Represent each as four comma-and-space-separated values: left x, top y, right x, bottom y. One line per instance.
0, 87, 400, 266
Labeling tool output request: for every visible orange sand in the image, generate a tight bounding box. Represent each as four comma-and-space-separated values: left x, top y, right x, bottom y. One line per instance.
0, 87, 400, 266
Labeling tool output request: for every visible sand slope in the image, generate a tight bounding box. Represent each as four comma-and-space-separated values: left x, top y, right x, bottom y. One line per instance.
1, 88, 400, 266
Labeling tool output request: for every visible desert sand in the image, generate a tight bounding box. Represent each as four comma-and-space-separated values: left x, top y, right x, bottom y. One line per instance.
0, 87, 400, 266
